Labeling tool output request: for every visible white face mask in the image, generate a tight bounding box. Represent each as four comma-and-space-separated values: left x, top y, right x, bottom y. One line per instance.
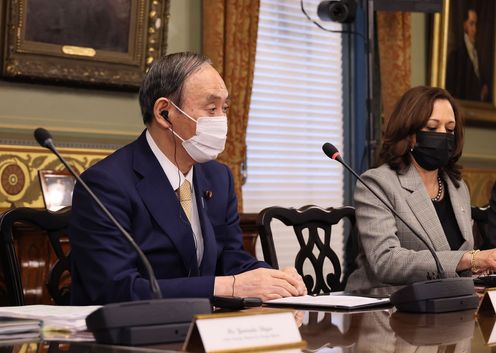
169, 101, 228, 163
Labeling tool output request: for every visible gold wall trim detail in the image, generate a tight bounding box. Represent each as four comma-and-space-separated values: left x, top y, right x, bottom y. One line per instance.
0, 144, 112, 209
463, 168, 496, 207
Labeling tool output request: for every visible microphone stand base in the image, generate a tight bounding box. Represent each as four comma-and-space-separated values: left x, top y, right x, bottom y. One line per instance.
86, 298, 211, 345
390, 277, 479, 313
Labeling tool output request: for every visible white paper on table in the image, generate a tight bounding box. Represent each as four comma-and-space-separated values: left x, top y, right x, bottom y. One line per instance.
265, 294, 390, 310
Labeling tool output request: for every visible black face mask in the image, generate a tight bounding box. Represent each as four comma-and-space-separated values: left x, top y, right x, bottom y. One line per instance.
411, 131, 455, 171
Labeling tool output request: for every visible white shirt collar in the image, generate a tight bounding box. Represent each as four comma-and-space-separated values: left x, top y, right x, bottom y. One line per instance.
464, 33, 480, 78
145, 129, 194, 191
464, 33, 476, 55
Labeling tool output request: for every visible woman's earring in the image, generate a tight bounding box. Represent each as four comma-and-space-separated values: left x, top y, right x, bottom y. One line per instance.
410, 146, 414, 152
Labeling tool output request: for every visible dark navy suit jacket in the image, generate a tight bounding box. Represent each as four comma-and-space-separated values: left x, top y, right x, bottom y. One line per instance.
69, 131, 268, 305
446, 43, 489, 102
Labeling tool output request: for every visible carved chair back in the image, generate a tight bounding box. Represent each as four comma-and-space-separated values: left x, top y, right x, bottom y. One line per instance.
257, 205, 357, 294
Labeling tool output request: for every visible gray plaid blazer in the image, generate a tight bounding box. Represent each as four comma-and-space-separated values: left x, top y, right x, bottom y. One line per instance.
346, 163, 473, 291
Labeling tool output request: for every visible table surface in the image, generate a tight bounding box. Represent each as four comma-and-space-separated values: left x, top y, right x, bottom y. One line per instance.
1, 306, 495, 353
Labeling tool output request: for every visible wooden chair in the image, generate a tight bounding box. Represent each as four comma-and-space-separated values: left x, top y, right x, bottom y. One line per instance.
239, 213, 259, 257
256, 205, 357, 294
0, 207, 71, 306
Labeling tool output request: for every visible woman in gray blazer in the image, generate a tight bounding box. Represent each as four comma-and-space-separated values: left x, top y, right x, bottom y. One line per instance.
346, 86, 494, 291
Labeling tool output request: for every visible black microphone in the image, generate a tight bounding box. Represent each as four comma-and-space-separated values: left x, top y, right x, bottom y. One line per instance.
322, 142, 478, 313
34, 128, 211, 345
34, 128, 54, 149
35, 128, 162, 299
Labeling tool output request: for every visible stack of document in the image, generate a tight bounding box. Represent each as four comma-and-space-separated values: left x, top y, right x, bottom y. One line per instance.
0, 317, 41, 342
0, 305, 101, 341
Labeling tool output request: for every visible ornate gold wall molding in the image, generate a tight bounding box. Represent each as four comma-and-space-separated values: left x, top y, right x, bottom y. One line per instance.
0, 144, 111, 209
462, 168, 496, 207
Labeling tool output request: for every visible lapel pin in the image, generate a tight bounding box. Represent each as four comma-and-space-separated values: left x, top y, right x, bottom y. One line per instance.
204, 191, 213, 200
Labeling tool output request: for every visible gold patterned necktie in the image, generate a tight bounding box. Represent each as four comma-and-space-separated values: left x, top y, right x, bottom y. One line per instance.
177, 180, 192, 222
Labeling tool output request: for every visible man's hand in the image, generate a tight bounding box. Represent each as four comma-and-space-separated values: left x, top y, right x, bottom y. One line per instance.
214, 268, 306, 301
281, 267, 307, 296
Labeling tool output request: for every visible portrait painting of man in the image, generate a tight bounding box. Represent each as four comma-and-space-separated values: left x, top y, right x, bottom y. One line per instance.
445, 0, 494, 103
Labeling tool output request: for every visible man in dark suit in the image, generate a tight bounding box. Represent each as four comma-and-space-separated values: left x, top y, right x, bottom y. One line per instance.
446, 6, 489, 101
69, 52, 306, 305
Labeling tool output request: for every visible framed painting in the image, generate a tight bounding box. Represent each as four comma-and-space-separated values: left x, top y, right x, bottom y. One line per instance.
38, 170, 76, 212
0, 0, 170, 89
430, 0, 496, 125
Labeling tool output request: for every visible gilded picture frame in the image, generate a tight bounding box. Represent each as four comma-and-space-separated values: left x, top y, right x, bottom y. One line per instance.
0, 0, 170, 89
430, 0, 496, 125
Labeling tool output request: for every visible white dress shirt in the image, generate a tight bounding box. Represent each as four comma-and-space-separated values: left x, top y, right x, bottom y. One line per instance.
464, 33, 480, 78
146, 130, 204, 264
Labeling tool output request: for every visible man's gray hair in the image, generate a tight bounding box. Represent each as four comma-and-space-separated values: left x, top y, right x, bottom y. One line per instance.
139, 52, 212, 124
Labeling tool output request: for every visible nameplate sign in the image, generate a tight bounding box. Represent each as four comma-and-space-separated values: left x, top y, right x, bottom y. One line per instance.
477, 288, 496, 316
478, 315, 496, 345
183, 309, 306, 353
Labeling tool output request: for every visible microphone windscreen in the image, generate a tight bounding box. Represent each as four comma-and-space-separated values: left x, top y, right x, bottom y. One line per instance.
322, 142, 341, 160
34, 128, 52, 148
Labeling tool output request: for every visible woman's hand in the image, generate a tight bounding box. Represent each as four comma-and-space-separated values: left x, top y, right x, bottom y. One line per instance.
458, 249, 496, 274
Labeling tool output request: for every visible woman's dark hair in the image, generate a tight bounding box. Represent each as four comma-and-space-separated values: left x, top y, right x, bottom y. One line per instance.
378, 86, 464, 186
139, 52, 211, 124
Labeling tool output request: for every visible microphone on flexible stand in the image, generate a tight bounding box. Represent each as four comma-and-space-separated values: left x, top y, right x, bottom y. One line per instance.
322, 142, 478, 313
34, 128, 211, 345
34, 128, 162, 299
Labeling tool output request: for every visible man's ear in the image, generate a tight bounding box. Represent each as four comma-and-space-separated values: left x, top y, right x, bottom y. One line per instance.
153, 98, 172, 128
